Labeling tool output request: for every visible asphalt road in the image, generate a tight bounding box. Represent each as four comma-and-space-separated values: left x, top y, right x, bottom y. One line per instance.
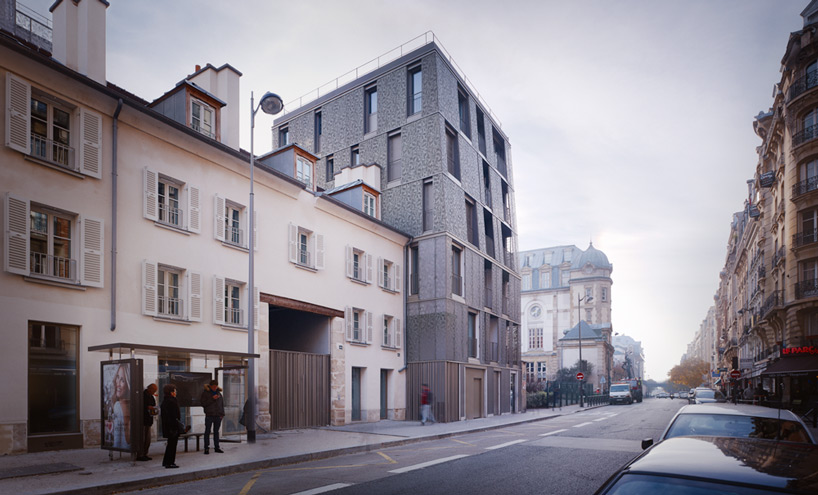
123, 398, 686, 495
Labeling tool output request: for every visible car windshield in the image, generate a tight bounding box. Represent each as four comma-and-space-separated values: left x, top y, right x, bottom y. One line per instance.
604, 473, 782, 495
611, 385, 629, 392
664, 413, 812, 443
695, 390, 715, 399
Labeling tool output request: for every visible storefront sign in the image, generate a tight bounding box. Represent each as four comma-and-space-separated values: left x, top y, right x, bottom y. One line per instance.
782, 346, 818, 356
100, 359, 143, 453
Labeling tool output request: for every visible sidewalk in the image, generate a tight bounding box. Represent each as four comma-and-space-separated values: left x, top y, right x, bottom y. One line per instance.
0, 404, 595, 495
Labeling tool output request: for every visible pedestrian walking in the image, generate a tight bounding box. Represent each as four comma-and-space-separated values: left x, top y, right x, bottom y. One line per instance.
160, 384, 188, 468
420, 384, 435, 425
200, 380, 225, 454
136, 383, 158, 461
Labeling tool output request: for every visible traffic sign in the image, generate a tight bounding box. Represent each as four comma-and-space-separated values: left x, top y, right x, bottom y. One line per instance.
730, 370, 741, 379
576, 372, 584, 381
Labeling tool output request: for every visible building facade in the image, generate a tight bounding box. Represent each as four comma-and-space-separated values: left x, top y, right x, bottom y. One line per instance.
272, 35, 523, 421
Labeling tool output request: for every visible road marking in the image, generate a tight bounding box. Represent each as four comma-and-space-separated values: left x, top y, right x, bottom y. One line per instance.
451, 438, 475, 446
593, 417, 608, 422
496, 429, 526, 436
539, 429, 567, 437
573, 421, 593, 428
377, 451, 397, 464
388, 454, 470, 474
290, 483, 353, 495
485, 439, 527, 450
239, 471, 262, 495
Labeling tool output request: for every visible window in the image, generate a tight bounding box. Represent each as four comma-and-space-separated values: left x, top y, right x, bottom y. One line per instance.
365, 86, 377, 133
142, 261, 201, 321
314, 110, 322, 153
483, 161, 492, 208
31, 95, 73, 169
458, 85, 470, 138
28, 322, 79, 436
803, 108, 818, 145
364, 193, 377, 218
288, 223, 324, 270
214, 195, 252, 249
379, 258, 401, 292
279, 125, 289, 147
410, 245, 419, 295
541, 271, 551, 289
326, 154, 334, 181
586, 309, 592, 322
501, 181, 511, 222
346, 246, 371, 283
351, 145, 360, 167
484, 209, 495, 258
408, 65, 422, 115
345, 307, 372, 344
446, 125, 460, 179
493, 128, 507, 177
224, 282, 242, 325
5, 193, 103, 287
452, 244, 463, 297
296, 156, 313, 189
484, 262, 493, 308
224, 203, 242, 246
465, 197, 478, 246
212, 276, 257, 328
382, 315, 402, 348
522, 273, 531, 290
585, 287, 592, 300
190, 99, 215, 138
158, 267, 181, 318
529, 327, 543, 350
602, 288, 608, 302
468, 312, 478, 358
800, 159, 818, 195
387, 132, 402, 182
476, 107, 487, 156
561, 271, 570, 286
801, 208, 818, 246
423, 179, 434, 231
143, 168, 201, 233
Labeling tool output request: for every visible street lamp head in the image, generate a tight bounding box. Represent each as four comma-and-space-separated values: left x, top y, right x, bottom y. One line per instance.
586, 295, 593, 303
259, 92, 284, 115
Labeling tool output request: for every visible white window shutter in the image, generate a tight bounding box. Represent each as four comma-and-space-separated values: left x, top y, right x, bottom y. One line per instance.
4, 192, 29, 275
252, 210, 258, 251
366, 311, 373, 343
188, 271, 202, 322
345, 245, 353, 278
254, 286, 260, 330
366, 254, 373, 283
187, 184, 201, 233
395, 264, 402, 293
143, 167, 158, 221
5, 73, 30, 154
288, 223, 298, 263
78, 108, 102, 179
214, 194, 225, 242
378, 257, 384, 288
315, 234, 324, 269
80, 216, 104, 288
395, 318, 402, 349
142, 259, 157, 316
213, 276, 225, 325
345, 306, 352, 341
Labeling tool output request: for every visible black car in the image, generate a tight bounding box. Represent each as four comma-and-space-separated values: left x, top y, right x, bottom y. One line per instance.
594, 436, 818, 494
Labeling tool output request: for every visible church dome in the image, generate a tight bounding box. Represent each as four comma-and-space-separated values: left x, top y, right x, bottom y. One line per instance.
573, 242, 612, 270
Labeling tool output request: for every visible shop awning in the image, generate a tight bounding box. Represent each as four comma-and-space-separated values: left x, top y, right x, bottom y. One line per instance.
88, 342, 260, 361
761, 355, 818, 377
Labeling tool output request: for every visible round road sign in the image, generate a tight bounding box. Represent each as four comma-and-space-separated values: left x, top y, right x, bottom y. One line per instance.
576, 372, 585, 381
730, 370, 741, 379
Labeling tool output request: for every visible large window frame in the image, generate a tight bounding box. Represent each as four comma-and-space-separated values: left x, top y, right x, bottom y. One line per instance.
458, 84, 471, 138
190, 98, 215, 138
30, 93, 73, 170
365, 85, 378, 134
29, 205, 75, 282
387, 132, 402, 182
408, 65, 422, 115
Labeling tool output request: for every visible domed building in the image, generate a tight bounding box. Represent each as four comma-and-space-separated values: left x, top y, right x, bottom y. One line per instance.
518, 243, 615, 393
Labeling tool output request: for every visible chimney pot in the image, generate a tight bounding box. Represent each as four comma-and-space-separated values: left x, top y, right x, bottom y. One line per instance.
195, 65, 201, 72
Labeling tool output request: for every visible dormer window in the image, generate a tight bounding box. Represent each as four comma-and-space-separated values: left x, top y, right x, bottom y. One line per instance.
296, 156, 313, 189
190, 99, 215, 138
364, 192, 377, 218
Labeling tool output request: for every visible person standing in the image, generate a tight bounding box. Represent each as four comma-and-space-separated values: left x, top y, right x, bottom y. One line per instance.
420, 384, 435, 425
160, 384, 183, 468
136, 383, 158, 461
200, 380, 225, 454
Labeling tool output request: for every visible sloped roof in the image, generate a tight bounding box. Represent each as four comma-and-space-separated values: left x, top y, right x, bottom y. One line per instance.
560, 321, 611, 341
572, 242, 612, 270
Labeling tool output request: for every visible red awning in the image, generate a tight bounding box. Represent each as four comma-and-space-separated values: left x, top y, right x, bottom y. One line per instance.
761, 355, 818, 377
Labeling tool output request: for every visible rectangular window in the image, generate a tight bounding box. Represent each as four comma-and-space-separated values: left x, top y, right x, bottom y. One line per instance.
158, 266, 182, 318
224, 282, 243, 326
458, 85, 470, 138
351, 145, 360, 167
299, 232, 310, 266
452, 245, 463, 297
365, 86, 377, 133
493, 128, 507, 177
484, 209, 495, 258
345, 307, 371, 344
28, 322, 79, 436
30, 206, 76, 282
585, 287, 592, 300
353, 251, 362, 281
522, 273, 531, 290
325, 154, 334, 182
353, 311, 361, 341
408, 66, 422, 115
529, 327, 543, 350
279, 125, 289, 147
446, 125, 460, 179
483, 161, 492, 209
410, 245, 419, 295
602, 288, 608, 302
288, 223, 324, 270
296, 156, 313, 189
468, 312, 477, 358
387, 132, 402, 182
501, 181, 511, 223
223, 202, 244, 247
191, 99, 215, 138
466, 197, 478, 247
423, 179, 434, 231
158, 178, 182, 228
30, 95, 74, 170
346, 246, 370, 283
541, 271, 551, 289
382, 315, 396, 347
364, 192, 377, 218
476, 107, 487, 156
314, 110, 322, 153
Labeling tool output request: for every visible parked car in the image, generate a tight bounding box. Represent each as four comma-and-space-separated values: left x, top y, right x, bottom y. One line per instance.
650, 403, 815, 445
594, 436, 818, 494
656, 392, 669, 398
609, 383, 634, 405
690, 387, 726, 404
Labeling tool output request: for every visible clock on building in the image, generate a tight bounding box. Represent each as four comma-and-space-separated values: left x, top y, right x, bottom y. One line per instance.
529, 305, 542, 318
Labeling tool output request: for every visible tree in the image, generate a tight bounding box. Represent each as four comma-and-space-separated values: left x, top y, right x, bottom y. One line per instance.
668, 360, 710, 389
611, 362, 628, 381
556, 360, 594, 382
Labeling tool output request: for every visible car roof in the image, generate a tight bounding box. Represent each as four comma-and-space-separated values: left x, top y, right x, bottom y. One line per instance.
622, 436, 818, 492
674, 403, 800, 420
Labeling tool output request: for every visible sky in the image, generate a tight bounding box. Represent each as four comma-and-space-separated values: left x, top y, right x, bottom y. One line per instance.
24, 0, 809, 380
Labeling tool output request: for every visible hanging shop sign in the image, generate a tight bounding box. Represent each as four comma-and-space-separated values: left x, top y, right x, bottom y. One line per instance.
782, 346, 818, 356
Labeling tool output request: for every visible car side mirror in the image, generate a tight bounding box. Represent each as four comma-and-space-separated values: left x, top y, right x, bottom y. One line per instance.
641, 438, 654, 450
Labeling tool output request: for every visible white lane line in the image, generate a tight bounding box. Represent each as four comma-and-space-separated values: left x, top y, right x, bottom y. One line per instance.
593, 417, 608, 422
290, 483, 352, 495
573, 421, 593, 428
607, 413, 619, 417
388, 454, 471, 474
539, 428, 567, 437
485, 439, 528, 450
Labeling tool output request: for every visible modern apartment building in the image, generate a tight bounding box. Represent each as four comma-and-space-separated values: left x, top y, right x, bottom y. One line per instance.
1, 0, 407, 454
272, 34, 523, 421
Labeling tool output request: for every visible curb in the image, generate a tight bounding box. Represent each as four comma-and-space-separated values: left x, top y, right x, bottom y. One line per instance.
45, 405, 606, 495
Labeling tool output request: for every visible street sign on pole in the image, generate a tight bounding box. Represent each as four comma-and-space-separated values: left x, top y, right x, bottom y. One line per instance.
576, 372, 584, 381
730, 370, 741, 379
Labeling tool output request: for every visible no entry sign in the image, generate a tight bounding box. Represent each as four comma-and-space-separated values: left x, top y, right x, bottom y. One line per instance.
576, 372, 585, 381
730, 370, 741, 379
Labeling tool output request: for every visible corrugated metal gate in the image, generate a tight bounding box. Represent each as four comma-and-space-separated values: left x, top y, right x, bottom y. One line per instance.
269, 350, 330, 429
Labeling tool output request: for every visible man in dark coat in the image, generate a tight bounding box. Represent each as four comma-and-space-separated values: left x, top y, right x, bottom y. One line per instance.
136, 383, 158, 461
200, 380, 225, 454
160, 384, 183, 468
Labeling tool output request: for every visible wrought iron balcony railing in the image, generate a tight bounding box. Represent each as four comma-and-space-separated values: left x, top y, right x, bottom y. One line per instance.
792, 176, 818, 198
793, 230, 818, 249
773, 246, 786, 267
30, 133, 76, 172
224, 225, 245, 247
30, 252, 76, 282
793, 124, 818, 147
788, 70, 818, 101
158, 203, 182, 228
158, 296, 183, 318
795, 279, 818, 299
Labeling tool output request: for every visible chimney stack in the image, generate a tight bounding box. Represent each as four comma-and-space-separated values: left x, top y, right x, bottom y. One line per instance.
50, 0, 108, 85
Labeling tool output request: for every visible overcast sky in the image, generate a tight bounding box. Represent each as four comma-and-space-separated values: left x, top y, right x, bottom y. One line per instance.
25, 0, 808, 380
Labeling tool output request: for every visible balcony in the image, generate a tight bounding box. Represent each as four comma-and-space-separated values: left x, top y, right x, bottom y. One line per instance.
793, 124, 818, 148
773, 246, 786, 267
795, 279, 818, 299
792, 176, 818, 199
158, 203, 183, 229
757, 265, 766, 280
788, 71, 818, 102
30, 133, 76, 172
158, 296, 183, 319
224, 225, 245, 247
30, 252, 76, 282
793, 230, 818, 249
225, 308, 244, 326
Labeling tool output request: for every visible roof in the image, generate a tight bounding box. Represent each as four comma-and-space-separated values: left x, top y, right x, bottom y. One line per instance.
572, 242, 612, 270
560, 321, 611, 341
761, 354, 818, 376
674, 403, 801, 421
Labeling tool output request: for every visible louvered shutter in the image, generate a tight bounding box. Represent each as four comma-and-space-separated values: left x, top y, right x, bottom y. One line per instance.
187, 184, 201, 233
78, 108, 102, 178
395, 264, 402, 293
395, 318, 402, 349
345, 306, 353, 341
213, 276, 225, 324
80, 216, 104, 287
345, 245, 353, 278
142, 260, 157, 316
288, 223, 298, 263
143, 168, 158, 221
5, 73, 30, 154
188, 271, 202, 322
315, 234, 324, 269
254, 286, 260, 330
366, 311, 373, 343
378, 257, 384, 288
214, 195, 225, 242
4, 193, 29, 275
366, 254, 373, 283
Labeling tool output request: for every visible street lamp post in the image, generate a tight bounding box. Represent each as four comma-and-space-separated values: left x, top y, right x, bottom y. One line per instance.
577, 292, 593, 407
247, 91, 283, 443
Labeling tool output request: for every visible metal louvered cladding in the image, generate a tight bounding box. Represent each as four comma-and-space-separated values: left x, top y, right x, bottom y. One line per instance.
269, 350, 330, 429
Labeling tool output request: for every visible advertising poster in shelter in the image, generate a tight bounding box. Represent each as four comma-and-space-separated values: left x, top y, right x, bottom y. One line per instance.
100, 359, 143, 452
